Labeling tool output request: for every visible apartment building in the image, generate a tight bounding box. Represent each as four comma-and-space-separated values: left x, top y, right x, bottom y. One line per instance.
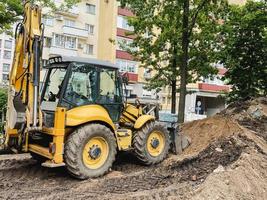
42, 0, 117, 63
0, 33, 15, 86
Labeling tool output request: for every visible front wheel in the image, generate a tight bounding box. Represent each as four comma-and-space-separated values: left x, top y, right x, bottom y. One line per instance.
133, 121, 170, 165
64, 124, 117, 179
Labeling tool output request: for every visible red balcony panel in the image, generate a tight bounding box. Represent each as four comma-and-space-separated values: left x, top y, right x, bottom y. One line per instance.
116, 50, 133, 60
198, 83, 230, 92
117, 28, 135, 39
128, 73, 138, 82
218, 68, 227, 75
118, 7, 134, 17
120, 72, 138, 82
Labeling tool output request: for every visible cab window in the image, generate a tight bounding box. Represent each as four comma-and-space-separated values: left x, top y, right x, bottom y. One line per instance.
63, 64, 97, 106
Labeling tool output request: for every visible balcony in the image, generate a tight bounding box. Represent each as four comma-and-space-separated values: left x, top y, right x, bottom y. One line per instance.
62, 26, 88, 38
120, 72, 138, 82
116, 50, 133, 60
56, 6, 79, 17
198, 83, 230, 92
128, 73, 138, 82
118, 7, 134, 17
117, 28, 135, 39
49, 46, 78, 57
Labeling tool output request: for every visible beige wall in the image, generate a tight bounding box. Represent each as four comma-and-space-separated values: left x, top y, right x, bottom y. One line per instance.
97, 0, 117, 63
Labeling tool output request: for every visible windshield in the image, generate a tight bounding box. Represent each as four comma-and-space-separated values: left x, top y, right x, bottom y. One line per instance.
43, 67, 67, 102
63, 64, 97, 106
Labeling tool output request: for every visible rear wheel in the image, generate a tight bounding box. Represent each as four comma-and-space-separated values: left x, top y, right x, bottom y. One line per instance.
64, 124, 117, 179
133, 121, 170, 165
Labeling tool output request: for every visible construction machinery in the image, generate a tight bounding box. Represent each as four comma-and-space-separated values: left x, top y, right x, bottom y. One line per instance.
1, 2, 173, 179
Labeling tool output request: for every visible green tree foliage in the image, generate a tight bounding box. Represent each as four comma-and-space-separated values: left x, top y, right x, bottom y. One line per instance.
0, 0, 23, 33
120, 0, 228, 122
218, 0, 267, 102
0, 88, 7, 112
0, 0, 80, 33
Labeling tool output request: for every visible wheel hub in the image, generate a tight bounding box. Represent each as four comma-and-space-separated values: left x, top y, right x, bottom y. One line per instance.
150, 137, 160, 149
89, 145, 102, 159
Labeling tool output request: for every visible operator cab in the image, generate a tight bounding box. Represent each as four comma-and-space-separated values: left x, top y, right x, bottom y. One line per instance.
41, 56, 123, 126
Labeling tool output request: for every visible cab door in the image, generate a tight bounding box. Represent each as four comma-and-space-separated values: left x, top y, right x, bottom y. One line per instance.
97, 68, 123, 122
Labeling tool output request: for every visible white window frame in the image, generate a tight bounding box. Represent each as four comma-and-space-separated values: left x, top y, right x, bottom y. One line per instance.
117, 15, 134, 31
42, 16, 54, 26
3, 50, 11, 59
116, 59, 138, 73
2, 74, 9, 82
85, 24, 94, 35
86, 3, 96, 15
116, 36, 134, 51
4, 40, 12, 49
53, 34, 77, 49
2, 63, 10, 72
64, 19, 75, 27
84, 44, 94, 55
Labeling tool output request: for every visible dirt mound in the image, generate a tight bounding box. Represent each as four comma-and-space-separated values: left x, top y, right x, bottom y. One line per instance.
0, 97, 266, 200
180, 97, 267, 157
180, 115, 241, 157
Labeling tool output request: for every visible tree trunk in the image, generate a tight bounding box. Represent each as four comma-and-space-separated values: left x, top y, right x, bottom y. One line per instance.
171, 45, 178, 114
171, 79, 176, 114
178, 0, 190, 123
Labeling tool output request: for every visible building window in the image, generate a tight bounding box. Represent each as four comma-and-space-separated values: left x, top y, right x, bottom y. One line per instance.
3, 50, 11, 59
42, 15, 54, 26
4, 40, 12, 49
85, 24, 94, 35
3, 63, 10, 72
86, 4, 96, 15
65, 36, 76, 49
53, 34, 77, 49
64, 19, 75, 27
54, 34, 65, 48
117, 15, 134, 31
116, 36, 134, 51
116, 59, 137, 73
2, 74, 8, 82
84, 44, 94, 55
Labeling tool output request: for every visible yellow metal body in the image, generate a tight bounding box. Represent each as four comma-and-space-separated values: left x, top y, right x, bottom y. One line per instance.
115, 129, 132, 150
134, 115, 155, 129
8, 2, 43, 129
28, 107, 66, 163
66, 105, 115, 131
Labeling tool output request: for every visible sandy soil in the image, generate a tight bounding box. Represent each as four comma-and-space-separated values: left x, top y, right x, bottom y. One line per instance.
0, 98, 266, 200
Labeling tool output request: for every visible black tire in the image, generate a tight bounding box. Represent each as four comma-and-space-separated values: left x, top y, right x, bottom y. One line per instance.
133, 121, 170, 165
30, 152, 47, 163
64, 124, 117, 179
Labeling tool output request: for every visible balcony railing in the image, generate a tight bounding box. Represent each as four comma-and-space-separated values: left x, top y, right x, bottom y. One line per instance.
49, 46, 78, 57
56, 6, 79, 17
198, 83, 230, 92
62, 26, 88, 38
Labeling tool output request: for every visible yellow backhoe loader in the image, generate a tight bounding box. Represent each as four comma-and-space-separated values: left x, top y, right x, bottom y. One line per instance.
1, 2, 172, 179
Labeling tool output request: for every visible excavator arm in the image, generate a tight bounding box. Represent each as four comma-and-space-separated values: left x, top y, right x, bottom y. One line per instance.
5, 1, 43, 149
